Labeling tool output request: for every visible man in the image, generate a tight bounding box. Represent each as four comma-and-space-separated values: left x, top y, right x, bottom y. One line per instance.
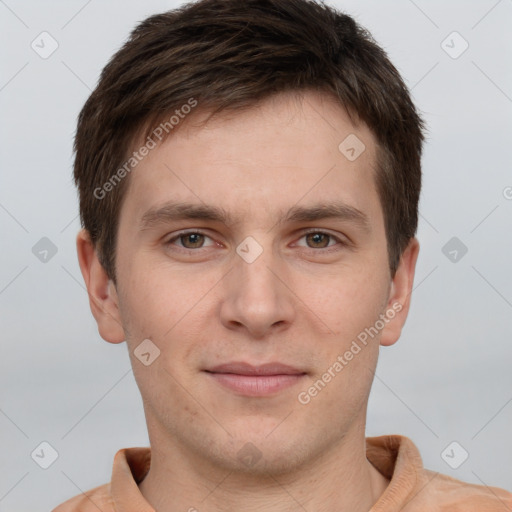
54, 0, 512, 510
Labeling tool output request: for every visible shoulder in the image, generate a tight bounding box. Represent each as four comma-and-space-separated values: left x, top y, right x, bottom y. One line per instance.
52, 483, 114, 512
51, 447, 151, 511
366, 435, 512, 512
419, 469, 512, 511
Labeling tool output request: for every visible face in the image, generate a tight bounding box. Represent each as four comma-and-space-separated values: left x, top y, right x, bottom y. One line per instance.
79, 90, 418, 475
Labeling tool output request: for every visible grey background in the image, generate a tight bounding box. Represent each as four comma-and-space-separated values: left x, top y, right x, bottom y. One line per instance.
1, 0, 511, 510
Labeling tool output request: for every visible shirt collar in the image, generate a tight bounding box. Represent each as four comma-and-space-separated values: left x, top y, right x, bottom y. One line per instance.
109, 435, 424, 511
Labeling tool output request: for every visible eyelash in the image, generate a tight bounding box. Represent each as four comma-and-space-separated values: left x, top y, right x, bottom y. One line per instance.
164, 229, 347, 253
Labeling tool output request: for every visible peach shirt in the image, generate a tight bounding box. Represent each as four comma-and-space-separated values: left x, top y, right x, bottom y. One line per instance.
53, 435, 512, 511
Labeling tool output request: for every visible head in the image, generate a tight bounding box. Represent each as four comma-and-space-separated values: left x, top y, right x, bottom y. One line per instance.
75, 0, 423, 476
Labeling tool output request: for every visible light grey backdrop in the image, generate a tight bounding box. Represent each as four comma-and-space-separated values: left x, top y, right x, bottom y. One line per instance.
1, 0, 511, 510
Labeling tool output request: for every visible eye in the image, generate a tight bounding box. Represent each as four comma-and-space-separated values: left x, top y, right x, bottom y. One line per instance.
165, 231, 215, 249
295, 230, 345, 251
164, 229, 347, 253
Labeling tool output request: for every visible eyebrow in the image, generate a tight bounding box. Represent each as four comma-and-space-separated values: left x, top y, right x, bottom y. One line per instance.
139, 200, 371, 233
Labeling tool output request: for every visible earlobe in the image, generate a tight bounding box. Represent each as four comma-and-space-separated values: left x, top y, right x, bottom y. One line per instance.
379, 238, 420, 347
76, 229, 126, 344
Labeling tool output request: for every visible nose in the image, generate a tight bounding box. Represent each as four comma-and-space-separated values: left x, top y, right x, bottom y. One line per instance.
219, 242, 296, 339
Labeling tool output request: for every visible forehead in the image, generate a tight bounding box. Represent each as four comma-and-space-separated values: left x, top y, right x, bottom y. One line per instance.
119, 90, 382, 229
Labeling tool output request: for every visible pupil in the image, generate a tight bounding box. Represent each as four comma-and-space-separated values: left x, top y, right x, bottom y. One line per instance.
184, 233, 202, 247
309, 233, 328, 248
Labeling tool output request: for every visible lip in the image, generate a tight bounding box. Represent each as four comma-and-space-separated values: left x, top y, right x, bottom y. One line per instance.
204, 362, 307, 397
207, 362, 305, 376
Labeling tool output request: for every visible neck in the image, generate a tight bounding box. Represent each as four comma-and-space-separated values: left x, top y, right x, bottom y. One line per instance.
139, 423, 389, 512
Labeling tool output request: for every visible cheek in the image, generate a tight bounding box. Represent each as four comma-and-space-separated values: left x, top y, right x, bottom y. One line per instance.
117, 256, 217, 359
118, 249, 182, 320
300, 263, 389, 341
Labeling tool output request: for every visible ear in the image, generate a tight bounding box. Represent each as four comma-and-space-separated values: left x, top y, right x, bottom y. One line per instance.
76, 229, 125, 344
379, 237, 420, 347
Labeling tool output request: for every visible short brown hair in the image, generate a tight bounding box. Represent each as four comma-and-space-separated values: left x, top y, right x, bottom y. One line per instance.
74, 0, 424, 281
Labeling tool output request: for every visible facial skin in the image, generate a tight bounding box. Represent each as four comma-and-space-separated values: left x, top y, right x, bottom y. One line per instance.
77, 90, 419, 511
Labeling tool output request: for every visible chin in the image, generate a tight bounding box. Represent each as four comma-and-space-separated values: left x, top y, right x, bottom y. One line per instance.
218, 442, 311, 477
198, 426, 319, 477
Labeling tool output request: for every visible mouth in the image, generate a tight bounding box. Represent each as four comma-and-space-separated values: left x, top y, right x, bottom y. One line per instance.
203, 362, 307, 397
